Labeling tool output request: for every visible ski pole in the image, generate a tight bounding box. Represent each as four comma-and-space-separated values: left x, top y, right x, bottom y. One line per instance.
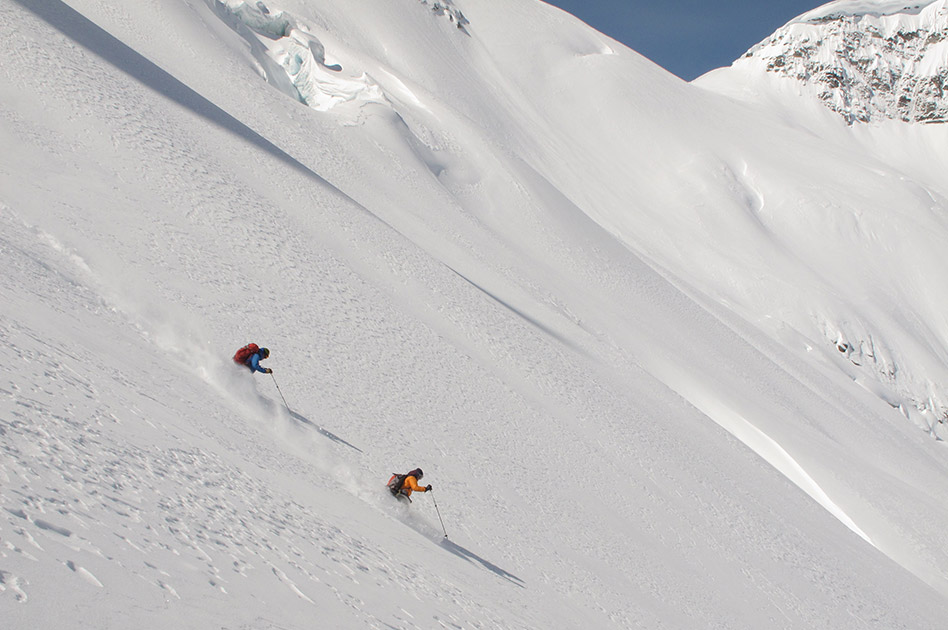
430, 490, 448, 539
271, 372, 291, 413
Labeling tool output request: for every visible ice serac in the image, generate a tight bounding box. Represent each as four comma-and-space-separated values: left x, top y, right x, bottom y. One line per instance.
211, 0, 385, 111
733, 0, 948, 123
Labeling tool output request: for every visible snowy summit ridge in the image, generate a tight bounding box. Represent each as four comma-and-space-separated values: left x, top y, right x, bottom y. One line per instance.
738, 0, 948, 123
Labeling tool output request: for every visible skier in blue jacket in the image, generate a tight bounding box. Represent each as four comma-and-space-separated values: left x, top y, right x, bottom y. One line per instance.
233, 344, 272, 374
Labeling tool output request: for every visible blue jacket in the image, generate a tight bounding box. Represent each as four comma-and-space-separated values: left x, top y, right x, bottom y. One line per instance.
248, 352, 269, 374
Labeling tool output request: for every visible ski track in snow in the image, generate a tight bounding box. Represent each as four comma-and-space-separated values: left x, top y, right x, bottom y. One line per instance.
0, 188, 528, 628
0, 310, 517, 626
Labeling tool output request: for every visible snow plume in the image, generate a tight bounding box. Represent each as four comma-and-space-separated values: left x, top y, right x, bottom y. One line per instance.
210, 0, 385, 111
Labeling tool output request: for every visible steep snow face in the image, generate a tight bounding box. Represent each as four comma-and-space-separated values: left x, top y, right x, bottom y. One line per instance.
4, 0, 948, 628
731, 0, 948, 123
694, 4, 948, 437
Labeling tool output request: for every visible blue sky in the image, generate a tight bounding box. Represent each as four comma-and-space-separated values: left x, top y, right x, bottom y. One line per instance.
543, 1, 824, 80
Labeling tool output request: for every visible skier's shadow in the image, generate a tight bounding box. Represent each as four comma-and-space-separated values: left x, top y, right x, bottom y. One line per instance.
440, 538, 525, 588
288, 410, 363, 453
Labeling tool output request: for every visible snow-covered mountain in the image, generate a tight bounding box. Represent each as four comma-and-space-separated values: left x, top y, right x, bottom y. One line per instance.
704, 0, 948, 124
696, 0, 948, 432
3, 0, 948, 628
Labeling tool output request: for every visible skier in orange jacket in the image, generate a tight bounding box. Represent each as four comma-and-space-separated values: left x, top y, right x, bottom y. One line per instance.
387, 468, 431, 502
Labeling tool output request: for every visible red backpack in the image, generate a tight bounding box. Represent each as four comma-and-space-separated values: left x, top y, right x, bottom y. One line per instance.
233, 343, 259, 365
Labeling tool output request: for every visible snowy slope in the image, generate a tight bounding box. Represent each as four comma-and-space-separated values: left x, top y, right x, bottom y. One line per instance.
695, 0, 948, 428
3, 0, 948, 628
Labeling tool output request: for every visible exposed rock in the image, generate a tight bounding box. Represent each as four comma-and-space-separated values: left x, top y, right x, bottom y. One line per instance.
738, 1, 948, 124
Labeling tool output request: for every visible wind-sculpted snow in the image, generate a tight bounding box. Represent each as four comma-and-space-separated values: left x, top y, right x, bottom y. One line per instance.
799, 0, 936, 20
212, 1, 385, 111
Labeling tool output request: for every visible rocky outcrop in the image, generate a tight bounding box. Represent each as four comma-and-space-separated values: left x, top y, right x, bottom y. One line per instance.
740, 1, 948, 124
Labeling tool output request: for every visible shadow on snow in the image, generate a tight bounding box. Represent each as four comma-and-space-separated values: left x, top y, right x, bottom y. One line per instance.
288, 409, 363, 453
22, 0, 509, 591
13, 0, 400, 236
439, 538, 525, 588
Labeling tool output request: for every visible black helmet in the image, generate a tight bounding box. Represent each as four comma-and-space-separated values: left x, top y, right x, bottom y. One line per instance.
259, 347, 270, 358
409, 468, 423, 480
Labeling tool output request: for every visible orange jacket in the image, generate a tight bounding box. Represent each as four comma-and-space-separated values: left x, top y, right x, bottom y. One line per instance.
400, 475, 428, 496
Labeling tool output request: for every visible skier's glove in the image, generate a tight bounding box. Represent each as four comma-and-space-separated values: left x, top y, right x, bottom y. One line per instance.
265, 368, 273, 374
425, 485, 432, 491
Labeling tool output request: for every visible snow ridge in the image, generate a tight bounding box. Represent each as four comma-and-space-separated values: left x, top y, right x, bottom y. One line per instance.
740, 0, 948, 123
